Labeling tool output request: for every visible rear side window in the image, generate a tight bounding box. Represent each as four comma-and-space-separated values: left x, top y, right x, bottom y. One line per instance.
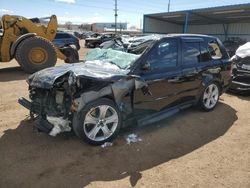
182, 41, 214, 64
183, 42, 200, 64
200, 42, 212, 62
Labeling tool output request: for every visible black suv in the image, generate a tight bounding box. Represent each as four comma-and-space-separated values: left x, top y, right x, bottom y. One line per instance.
85, 33, 116, 48
53, 32, 80, 50
19, 34, 231, 145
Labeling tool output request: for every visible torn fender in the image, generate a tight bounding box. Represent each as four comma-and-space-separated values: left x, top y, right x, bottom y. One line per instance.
73, 76, 148, 112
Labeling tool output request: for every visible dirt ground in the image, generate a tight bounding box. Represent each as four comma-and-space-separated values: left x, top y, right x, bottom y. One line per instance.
0, 42, 249, 188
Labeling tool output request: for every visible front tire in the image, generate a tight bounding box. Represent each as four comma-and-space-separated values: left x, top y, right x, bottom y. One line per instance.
198, 83, 220, 111
15, 36, 57, 73
72, 98, 121, 145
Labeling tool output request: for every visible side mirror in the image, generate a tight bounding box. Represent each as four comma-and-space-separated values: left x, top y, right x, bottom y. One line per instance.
141, 62, 151, 71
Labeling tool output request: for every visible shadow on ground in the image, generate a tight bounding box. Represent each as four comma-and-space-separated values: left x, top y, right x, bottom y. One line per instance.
0, 102, 237, 187
0, 66, 29, 82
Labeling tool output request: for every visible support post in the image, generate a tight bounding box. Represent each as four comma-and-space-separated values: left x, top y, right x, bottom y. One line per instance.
184, 12, 189, 33
223, 23, 229, 40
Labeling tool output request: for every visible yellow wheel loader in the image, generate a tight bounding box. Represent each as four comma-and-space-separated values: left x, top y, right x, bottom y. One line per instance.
0, 14, 79, 73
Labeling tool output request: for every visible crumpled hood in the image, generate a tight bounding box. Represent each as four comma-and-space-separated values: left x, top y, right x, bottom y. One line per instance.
28, 60, 129, 89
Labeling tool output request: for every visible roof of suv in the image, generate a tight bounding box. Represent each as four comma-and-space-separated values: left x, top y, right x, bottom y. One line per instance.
155, 33, 216, 40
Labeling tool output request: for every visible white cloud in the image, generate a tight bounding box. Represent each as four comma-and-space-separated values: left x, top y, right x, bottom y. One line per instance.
87, 13, 105, 23
55, 0, 76, 4
57, 15, 85, 24
0, 9, 14, 14
57, 12, 105, 24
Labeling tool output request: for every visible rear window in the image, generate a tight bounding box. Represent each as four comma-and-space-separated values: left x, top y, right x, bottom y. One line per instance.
208, 40, 223, 60
55, 33, 70, 39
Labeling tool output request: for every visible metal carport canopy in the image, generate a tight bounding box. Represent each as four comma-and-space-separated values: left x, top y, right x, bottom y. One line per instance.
144, 3, 250, 33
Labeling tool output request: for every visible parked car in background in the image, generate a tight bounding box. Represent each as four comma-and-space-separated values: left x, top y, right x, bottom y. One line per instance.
230, 42, 250, 94
73, 31, 82, 39
85, 33, 117, 48
100, 35, 159, 55
223, 37, 247, 57
82, 31, 100, 39
19, 34, 231, 145
53, 32, 80, 50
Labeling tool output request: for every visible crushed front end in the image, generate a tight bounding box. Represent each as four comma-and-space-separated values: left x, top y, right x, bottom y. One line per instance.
19, 72, 82, 135
18, 57, 147, 137
230, 56, 250, 93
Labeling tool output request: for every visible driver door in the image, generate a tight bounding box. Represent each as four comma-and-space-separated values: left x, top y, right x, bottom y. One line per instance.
133, 38, 183, 112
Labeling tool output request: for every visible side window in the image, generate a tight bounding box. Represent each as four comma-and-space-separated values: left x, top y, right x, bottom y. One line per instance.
200, 42, 212, 62
183, 42, 200, 64
62, 34, 69, 38
56, 33, 68, 39
148, 39, 178, 69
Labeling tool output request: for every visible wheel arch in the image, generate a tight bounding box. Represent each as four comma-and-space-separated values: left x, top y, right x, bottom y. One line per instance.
196, 76, 223, 103
202, 76, 223, 94
10, 33, 37, 58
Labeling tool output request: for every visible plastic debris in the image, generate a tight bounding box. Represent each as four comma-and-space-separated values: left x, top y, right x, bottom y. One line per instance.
126, 133, 142, 144
47, 116, 71, 136
101, 142, 113, 148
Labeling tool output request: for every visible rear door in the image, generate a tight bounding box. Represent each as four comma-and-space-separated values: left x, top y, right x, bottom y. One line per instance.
133, 38, 184, 112
178, 38, 204, 103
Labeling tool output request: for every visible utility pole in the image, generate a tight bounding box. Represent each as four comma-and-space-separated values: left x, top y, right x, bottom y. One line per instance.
168, 0, 171, 12
114, 0, 118, 34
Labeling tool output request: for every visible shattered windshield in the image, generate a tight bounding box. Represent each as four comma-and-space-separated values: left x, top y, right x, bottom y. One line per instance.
85, 48, 140, 69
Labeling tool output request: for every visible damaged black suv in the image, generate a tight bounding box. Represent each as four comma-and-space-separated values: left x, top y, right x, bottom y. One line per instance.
19, 34, 232, 145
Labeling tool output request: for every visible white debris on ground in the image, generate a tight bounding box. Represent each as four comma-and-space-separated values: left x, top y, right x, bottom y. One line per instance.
47, 116, 71, 136
126, 133, 142, 144
101, 142, 113, 148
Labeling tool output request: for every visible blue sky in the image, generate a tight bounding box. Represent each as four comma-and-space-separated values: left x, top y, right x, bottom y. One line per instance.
0, 0, 250, 28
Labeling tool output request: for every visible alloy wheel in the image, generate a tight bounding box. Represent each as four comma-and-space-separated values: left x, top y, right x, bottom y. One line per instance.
83, 105, 119, 142
203, 83, 219, 109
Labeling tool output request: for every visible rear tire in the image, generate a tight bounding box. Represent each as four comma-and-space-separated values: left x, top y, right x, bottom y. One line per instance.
61, 47, 79, 63
15, 36, 57, 73
198, 82, 220, 111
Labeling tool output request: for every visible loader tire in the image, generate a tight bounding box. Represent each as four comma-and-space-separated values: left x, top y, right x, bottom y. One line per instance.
15, 36, 57, 73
